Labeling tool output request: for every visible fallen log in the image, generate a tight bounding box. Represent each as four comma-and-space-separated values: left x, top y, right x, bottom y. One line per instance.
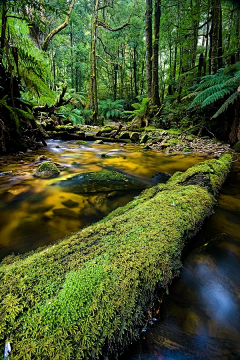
0, 153, 232, 359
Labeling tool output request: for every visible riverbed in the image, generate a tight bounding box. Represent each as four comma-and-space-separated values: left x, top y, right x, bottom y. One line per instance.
0, 139, 239, 359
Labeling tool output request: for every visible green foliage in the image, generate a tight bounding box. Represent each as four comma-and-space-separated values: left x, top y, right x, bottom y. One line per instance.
125, 97, 149, 119
98, 99, 124, 120
57, 105, 92, 125
188, 62, 240, 118
0, 154, 232, 359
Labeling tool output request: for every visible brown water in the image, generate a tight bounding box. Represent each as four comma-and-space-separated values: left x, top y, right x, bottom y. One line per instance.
1, 140, 239, 359
0, 139, 207, 260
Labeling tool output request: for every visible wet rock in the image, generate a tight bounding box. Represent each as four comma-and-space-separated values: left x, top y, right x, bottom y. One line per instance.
37, 155, 51, 161
130, 132, 139, 142
53, 208, 79, 219
119, 132, 130, 140
0, 171, 13, 176
61, 199, 79, 208
76, 140, 88, 145
151, 171, 172, 185
35, 162, 60, 178
94, 140, 104, 144
53, 170, 148, 193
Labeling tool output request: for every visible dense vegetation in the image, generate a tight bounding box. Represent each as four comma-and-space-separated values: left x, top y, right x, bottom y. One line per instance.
0, 154, 232, 359
0, 0, 239, 153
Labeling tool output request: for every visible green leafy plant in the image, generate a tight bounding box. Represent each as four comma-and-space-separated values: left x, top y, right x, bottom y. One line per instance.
98, 99, 124, 120
188, 62, 240, 119
124, 97, 149, 120
57, 105, 92, 125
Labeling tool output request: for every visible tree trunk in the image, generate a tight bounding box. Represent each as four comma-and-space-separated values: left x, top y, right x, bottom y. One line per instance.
145, 0, 153, 99
210, 0, 222, 74
133, 45, 138, 97
235, 3, 240, 62
151, 0, 161, 107
88, 0, 100, 124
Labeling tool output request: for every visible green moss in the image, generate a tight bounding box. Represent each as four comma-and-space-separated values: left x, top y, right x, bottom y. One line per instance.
0, 154, 232, 359
35, 161, 60, 178
233, 141, 240, 152
167, 138, 183, 145
76, 140, 88, 145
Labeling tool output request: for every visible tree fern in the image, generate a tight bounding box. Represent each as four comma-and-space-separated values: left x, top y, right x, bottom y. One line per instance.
188, 62, 240, 118
212, 92, 240, 119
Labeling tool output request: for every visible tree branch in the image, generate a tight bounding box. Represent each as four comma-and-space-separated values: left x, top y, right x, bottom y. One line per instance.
42, 0, 75, 51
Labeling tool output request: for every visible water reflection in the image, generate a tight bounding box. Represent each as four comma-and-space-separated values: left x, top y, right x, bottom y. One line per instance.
0, 139, 206, 260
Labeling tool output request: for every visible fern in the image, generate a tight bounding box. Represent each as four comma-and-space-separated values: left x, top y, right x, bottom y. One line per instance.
188, 62, 240, 118
212, 92, 240, 119
98, 99, 124, 120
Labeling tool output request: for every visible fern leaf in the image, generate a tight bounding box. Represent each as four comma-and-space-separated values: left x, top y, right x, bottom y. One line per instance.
212, 92, 240, 118
201, 87, 234, 108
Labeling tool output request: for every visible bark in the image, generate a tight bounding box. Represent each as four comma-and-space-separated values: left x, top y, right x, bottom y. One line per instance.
89, 0, 100, 124
151, 0, 161, 106
210, 0, 222, 74
235, 4, 240, 62
133, 46, 138, 97
145, 0, 153, 99
41, 0, 75, 52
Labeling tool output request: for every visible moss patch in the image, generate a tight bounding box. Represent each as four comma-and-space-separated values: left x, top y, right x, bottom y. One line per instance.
53, 170, 148, 193
0, 153, 232, 359
35, 161, 60, 178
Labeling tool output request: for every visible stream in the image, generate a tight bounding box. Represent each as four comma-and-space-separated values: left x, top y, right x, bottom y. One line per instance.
0, 139, 239, 359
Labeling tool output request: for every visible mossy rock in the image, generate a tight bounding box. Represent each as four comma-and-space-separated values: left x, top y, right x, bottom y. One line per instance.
53, 170, 148, 193
76, 140, 88, 145
0, 154, 232, 360
101, 125, 118, 133
233, 141, 240, 152
94, 139, 104, 144
140, 134, 148, 144
119, 132, 130, 139
130, 132, 139, 142
35, 161, 60, 178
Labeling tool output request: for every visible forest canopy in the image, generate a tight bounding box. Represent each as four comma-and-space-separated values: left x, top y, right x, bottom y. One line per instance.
0, 0, 240, 152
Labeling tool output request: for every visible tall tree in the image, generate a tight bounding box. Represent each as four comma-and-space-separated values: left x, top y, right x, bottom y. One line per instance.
151, 0, 161, 106
209, 0, 222, 74
145, 0, 153, 99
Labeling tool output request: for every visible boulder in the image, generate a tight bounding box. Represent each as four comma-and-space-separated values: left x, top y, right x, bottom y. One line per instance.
53, 170, 148, 193
35, 161, 60, 179
130, 132, 139, 142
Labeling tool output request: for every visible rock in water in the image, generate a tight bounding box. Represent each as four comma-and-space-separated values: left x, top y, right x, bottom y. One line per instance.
35, 161, 60, 178
53, 170, 148, 193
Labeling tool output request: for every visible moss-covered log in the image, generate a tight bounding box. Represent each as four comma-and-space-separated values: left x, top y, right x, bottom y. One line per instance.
0, 153, 232, 359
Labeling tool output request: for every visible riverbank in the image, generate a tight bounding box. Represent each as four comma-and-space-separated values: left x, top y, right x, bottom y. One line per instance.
0, 153, 232, 359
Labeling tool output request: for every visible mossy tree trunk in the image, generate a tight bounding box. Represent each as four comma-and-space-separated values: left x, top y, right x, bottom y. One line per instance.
0, 154, 232, 359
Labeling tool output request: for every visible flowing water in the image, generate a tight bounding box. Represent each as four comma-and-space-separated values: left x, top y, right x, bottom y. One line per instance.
0, 139, 207, 260
0, 139, 239, 359
122, 159, 240, 360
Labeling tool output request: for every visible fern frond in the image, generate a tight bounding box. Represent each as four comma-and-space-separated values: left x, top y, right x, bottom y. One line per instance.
212, 92, 240, 118
201, 87, 234, 108
196, 75, 231, 90
190, 84, 225, 106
